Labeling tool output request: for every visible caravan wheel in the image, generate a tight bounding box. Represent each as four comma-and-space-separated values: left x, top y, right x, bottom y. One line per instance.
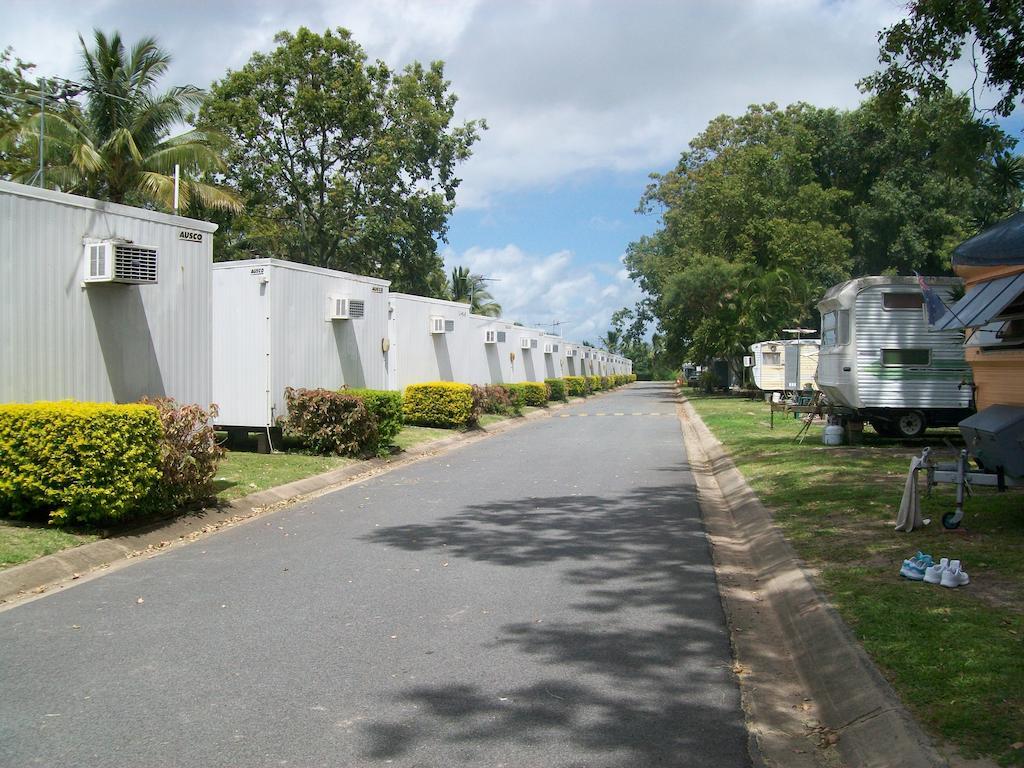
894, 410, 927, 439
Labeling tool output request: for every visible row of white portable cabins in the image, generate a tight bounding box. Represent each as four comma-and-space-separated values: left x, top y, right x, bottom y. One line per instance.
0, 182, 631, 429
212, 259, 629, 428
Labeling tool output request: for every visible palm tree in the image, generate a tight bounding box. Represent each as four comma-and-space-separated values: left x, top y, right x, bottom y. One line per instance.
3, 31, 239, 212
601, 329, 621, 354
449, 266, 502, 317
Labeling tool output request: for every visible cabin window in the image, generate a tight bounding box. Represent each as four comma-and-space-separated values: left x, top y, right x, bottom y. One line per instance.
763, 352, 781, 366
882, 292, 924, 310
838, 310, 850, 344
881, 348, 930, 366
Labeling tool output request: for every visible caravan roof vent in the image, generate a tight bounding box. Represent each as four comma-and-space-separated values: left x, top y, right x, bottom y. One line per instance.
83, 240, 158, 284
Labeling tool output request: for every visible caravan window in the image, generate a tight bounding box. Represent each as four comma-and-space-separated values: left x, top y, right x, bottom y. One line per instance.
822, 312, 837, 346
823, 309, 851, 346
881, 348, 930, 366
882, 292, 924, 310
763, 352, 781, 366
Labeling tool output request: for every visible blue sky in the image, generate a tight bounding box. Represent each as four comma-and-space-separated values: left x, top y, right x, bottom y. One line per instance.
4, 0, 1019, 342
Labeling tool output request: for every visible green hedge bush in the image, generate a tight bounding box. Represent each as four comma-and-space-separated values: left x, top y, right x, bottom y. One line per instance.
564, 376, 588, 397
403, 382, 477, 428
281, 387, 377, 456
505, 382, 548, 407
345, 388, 403, 451
0, 402, 163, 525
588, 375, 602, 392
545, 378, 567, 402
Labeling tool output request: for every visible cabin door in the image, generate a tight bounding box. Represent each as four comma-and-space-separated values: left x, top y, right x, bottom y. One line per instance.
785, 344, 801, 390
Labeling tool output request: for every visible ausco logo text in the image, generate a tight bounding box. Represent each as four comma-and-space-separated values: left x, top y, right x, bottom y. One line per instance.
178, 230, 203, 243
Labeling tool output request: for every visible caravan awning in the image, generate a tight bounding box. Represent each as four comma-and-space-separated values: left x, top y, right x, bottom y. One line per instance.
934, 272, 1024, 330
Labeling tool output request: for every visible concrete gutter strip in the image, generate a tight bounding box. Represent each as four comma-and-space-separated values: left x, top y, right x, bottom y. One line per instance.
0, 393, 595, 608
678, 396, 948, 768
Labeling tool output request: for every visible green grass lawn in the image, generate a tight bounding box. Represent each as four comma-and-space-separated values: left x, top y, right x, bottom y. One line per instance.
211, 451, 354, 501
686, 392, 1024, 766
0, 521, 99, 570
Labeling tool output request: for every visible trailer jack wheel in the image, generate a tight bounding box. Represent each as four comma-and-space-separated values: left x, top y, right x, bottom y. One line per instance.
942, 511, 962, 530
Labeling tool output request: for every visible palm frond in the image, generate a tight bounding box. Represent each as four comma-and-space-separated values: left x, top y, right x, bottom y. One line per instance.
145, 140, 226, 175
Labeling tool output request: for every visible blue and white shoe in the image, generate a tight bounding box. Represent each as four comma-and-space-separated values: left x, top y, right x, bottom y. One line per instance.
899, 552, 933, 580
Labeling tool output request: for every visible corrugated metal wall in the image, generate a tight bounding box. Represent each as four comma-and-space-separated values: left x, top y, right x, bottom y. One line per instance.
1, 181, 214, 407
853, 282, 972, 410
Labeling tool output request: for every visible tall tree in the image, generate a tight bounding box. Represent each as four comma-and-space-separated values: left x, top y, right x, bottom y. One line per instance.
449, 266, 502, 317
2, 32, 239, 212
863, 0, 1024, 118
199, 27, 484, 295
625, 98, 1016, 370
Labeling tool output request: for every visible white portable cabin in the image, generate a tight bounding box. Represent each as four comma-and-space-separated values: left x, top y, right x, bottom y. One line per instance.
212, 259, 390, 428
815, 276, 972, 437
540, 334, 567, 380
388, 293, 475, 388
1, 180, 215, 406
749, 339, 820, 392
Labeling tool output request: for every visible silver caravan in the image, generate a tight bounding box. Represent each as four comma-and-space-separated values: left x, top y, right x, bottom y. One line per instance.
749, 339, 820, 393
816, 276, 972, 437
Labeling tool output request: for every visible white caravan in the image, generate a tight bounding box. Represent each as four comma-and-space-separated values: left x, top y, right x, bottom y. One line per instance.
748, 339, 820, 393
815, 276, 972, 437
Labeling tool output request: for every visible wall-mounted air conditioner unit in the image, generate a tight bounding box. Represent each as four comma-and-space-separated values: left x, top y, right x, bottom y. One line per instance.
565, 347, 575, 358
484, 329, 507, 344
520, 337, 531, 349
326, 296, 366, 321
543, 343, 553, 354
743, 355, 754, 367
430, 316, 446, 334
83, 240, 158, 284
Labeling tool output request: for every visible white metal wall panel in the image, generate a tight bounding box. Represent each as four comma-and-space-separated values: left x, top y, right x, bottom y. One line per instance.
212, 264, 271, 426
1, 181, 214, 407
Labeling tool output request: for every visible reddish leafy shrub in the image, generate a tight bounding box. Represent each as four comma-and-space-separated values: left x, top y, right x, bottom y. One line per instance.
473, 384, 520, 416
141, 398, 225, 507
281, 387, 377, 456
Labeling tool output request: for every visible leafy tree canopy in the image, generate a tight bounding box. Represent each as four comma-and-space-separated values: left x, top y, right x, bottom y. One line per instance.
199, 27, 484, 296
626, 97, 1019, 369
2, 32, 239, 213
863, 0, 1024, 118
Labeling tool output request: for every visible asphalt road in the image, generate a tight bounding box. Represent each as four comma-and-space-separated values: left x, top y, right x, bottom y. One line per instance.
0, 382, 749, 767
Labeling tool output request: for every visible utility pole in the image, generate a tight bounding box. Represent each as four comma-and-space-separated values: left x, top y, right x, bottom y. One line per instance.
37, 77, 45, 188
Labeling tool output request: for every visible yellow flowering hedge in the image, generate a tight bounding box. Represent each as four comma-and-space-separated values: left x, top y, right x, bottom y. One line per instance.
588, 375, 602, 392
402, 382, 477, 428
564, 376, 589, 397
0, 402, 163, 525
504, 382, 549, 407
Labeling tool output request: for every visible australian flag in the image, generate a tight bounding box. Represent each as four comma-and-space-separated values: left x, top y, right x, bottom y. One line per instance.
915, 272, 948, 326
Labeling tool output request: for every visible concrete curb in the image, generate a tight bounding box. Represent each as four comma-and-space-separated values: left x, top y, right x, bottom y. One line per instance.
0, 389, 616, 608
678, 396, 948, 768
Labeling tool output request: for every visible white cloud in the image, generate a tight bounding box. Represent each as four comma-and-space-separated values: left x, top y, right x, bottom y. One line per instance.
5, 0, 918, 209
443, 243, 642, 342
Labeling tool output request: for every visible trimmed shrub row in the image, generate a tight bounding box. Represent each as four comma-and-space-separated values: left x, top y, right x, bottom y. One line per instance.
403, 382, 478, 428
0, 399, 224, 527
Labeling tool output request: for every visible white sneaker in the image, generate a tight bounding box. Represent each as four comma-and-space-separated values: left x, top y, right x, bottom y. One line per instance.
940, 559, 970, 588
924, 558, 949, 584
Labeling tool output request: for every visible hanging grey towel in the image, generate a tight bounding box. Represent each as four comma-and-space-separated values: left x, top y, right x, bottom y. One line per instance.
895, 456, 925, 532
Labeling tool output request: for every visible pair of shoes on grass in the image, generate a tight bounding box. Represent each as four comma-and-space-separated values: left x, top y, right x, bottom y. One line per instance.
900, 552, 969, 588
923, 557, 970, 588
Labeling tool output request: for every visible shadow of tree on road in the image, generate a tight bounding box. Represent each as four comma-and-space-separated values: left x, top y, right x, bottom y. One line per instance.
359, 469, 751, 766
